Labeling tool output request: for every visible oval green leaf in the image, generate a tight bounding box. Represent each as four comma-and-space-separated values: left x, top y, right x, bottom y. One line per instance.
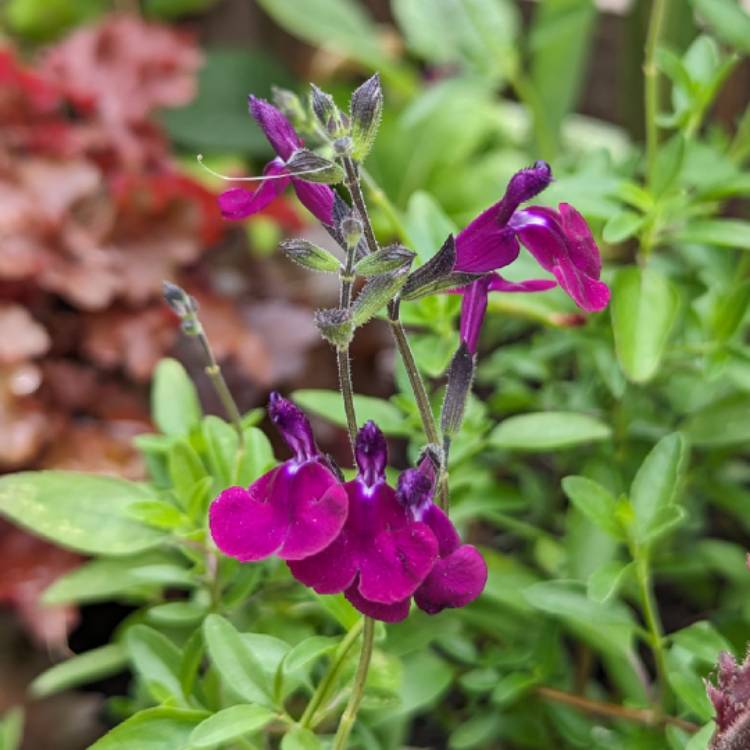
490, 412, 611, 451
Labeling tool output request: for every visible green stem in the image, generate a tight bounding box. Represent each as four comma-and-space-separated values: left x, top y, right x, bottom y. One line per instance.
343, 158, 379, 257
635, 552, 671, 710
195, 331, 245, 446
331, 617, 376, 750
300, 619, 364, 729
644, 0, 669, 182
337, 348, 359, 454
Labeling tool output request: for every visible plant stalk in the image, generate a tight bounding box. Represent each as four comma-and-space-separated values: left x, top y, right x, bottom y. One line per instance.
644, 0, 669, 181
331, 617, 376, 750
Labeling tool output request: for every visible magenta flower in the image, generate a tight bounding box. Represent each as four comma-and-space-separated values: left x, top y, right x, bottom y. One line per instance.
288, 422, 438, 621
218, 96, 334, 225
398, 461, 487, 614
209, 393, 348, 562
454, 161, 610, 353
707, 650, 750, 750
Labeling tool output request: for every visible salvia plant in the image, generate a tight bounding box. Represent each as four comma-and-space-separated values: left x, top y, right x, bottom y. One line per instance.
1, 1, 750, 748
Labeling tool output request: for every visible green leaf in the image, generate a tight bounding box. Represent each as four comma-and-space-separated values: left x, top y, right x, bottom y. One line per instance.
448, 712, 502, 750
686, 723, 716, 750
0, 707, 23, 750
562, 476, 624, 539
675, 219, 750, 250
43, 551, 193, 605
602, 210, 645, 244
313, 593, 361, 629
630, 433, 687, 544
292, 390, 410, 436
684, 394, 750, 446
690, 0, 750, 53
87, 707, 205, 750
143, 0, 217, 19
152, 359, 202, 437
168, 440, 207, 507
0, 472, 165, 555
671, 621, 732, 665
711, 279, 750, 341
489, 412, 611, 451
189, 705, 276, 748
524, 581, 636, 658
282, 636, 337, 676
147, 601, 208, 627
203, 615, 273, 706
281, 727, 322, 750
490, 672, 537, 707
255, 0, 388, 70
650, 134, 686, 196
30, 644, 127, 698
587, 561, 633, 603
126, 625, 183, 703
529, 0, 597, 152
5, 0, 103, 41
404, 191, 457, 264
202, 416, 239, 487
611, 266, 680, 383
161, 50, 294, 155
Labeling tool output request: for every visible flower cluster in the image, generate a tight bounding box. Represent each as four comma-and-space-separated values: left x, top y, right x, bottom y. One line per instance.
707, 650, 750, 750
210, 394, 487, 622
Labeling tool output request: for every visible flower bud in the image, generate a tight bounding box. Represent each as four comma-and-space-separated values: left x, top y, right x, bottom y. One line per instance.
162, 281, 200, 336
354, 244, 415, 277
340, 215, 363, 250
314, 307, 354, 349
441, 342, 476, 439
496, 160, 553, 225
268, 391, 318, 463
355, 420, 387, 486
286, 149, 344, 184
333, 136, 352, 157
310, 84, 338, 129
351, 269, 409, 327
272, 86, 307, 130
280, 238, 341, 273
349, 73, 382, 162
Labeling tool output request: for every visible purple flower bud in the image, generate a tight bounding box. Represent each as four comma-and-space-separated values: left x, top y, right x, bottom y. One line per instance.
268, 392, 317, 464
707, 650, 750, 750
496, 160, 553, 225
355, 421, 387, 487
397, 464, 435, 520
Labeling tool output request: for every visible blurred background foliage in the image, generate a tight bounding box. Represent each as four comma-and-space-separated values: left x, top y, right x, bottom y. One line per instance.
0, 1, 749, 749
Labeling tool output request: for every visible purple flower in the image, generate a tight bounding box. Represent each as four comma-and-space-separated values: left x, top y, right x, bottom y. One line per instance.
287, 422, 438, 620
707, 650, 750, 750
398, 461, 487, 615
453, 161, 610, 353
209, 392, 348, 562
218, 96, 334, 225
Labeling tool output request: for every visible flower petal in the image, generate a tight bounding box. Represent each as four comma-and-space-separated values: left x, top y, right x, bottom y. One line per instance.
345, 581, 411, 623
291, 178, 335, 226
455, 218, 519, 273
248, 96, 301, 161
278, 461, 349, 560
414, 544, 487, 615
358, 522, 438, 604
218, 159, 289, 220
559, 203, 601, 278
422, 505, 460, 557
287, 529, 358, 594
459, 278, 491, 354
488, 274, 557, 294
209, 470, 285, 561
551, 263, 611, 313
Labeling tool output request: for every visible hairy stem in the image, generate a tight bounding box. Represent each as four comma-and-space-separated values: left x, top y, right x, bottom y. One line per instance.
535, 686, 697, 733
300, 619, 364, 729
644, 0, 669, 181
337, 348, 359, 454
331, 617, 376, 750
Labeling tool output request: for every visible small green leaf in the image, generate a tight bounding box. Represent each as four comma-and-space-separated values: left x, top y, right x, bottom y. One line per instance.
587, 561, 633, 603
189, 705, 276, 748
86, 707, 206, 750
630, 433, 687, 544
203, 615, 273, 706
675, 219, 750, 250
684, 394, 750, 446
490, 672, 537, 707
671, 621, 732, 665
351, 271, 409, 327
292, 390, 410, 436
0, 472, 165, 555
126, 625, 183, 703
690, 0, 750, 54
146, 600, 208, 627
152, 359, 202, 437
282, 636, 337, 676
235, 427, 275, 486
611, 266, 680, 383
30, 645, 127, 698
650, 134, 685, 196
168, 440, 208, 508
448, 712, 501, 750
0, 707, 23, 750
203, 416, 239, 487
489, 412, 611, 451
602, 210, 644, 244
280, 239, 342, 273
562, 476, 624, 539
711, 279, 750, 341
686, 723, 716, 750
281, 727, 322, 750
